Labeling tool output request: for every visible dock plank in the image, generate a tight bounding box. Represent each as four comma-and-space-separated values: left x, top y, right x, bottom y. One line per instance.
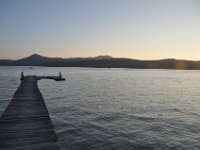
0, 76, 61, 150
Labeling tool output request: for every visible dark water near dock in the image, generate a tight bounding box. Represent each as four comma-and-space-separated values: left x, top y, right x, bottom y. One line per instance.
1, 66, 200, 150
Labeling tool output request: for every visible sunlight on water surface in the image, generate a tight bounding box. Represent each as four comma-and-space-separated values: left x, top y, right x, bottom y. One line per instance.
1, 67, 200, 150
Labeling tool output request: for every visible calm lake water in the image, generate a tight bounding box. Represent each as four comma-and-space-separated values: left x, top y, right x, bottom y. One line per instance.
1, 66, 200, 150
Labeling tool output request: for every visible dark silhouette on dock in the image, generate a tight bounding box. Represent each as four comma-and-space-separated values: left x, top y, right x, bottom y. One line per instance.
0, 73, 65, 149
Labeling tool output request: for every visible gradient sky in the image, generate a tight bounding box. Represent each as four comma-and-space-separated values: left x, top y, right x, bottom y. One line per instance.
0, 0, 200, 60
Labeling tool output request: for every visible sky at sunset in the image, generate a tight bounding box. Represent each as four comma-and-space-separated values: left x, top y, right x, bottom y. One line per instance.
0, 0, 200, 60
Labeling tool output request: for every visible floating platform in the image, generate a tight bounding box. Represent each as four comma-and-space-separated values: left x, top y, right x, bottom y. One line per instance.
37, 76, 66, 81
0, 74, 65, 150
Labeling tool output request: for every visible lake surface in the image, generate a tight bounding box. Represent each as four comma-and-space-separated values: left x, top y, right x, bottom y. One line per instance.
1, 66, 200, 150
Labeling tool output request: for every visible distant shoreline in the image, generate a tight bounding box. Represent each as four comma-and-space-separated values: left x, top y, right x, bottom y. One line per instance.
0, 54, 200, 70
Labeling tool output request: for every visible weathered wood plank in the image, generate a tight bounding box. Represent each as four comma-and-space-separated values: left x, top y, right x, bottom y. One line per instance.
0, 76, 61, 150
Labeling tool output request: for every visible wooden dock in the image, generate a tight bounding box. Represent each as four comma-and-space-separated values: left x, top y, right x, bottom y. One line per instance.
0, 75, 65, 150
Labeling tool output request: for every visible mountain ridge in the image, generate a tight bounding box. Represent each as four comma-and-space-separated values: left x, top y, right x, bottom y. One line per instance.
1, 54, 200, 70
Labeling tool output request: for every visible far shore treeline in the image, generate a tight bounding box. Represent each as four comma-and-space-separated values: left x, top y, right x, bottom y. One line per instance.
1, 54, 200, 70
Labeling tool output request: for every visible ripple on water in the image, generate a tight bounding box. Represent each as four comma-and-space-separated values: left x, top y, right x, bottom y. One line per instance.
1, 67, 200, 150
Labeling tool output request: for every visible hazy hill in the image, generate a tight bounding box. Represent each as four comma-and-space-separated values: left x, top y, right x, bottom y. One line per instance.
15, 54, 65, 66
15, 54, 50, 66
1, 54, 200, 70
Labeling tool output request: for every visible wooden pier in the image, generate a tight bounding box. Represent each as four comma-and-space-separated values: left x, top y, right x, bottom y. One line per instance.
0, 74, 65, 150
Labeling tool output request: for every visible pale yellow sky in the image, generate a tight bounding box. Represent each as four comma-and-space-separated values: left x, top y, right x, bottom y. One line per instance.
0, 0, 200, 60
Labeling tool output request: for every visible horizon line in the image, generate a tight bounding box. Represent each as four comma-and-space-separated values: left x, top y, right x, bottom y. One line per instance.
1, 53, 200, 62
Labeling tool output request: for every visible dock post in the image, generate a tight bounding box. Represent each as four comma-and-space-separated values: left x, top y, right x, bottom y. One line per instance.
20, 72, 24, 81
